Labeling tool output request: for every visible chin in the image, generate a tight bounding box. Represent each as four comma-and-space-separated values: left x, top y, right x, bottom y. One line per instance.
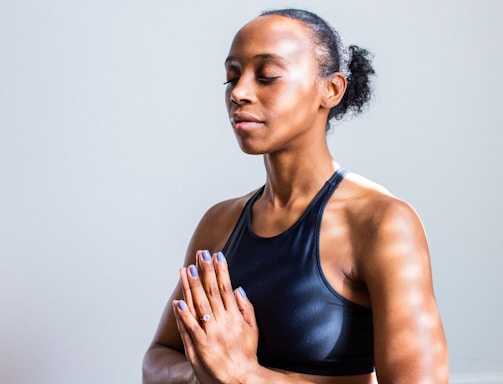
239, 146, 265, 156
236, 139, 267, 156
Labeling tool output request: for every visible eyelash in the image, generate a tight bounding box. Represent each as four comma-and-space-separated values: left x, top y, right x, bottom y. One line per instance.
258, 76, 280, 84
223, 78, 237, 85
223, 76, 280, 85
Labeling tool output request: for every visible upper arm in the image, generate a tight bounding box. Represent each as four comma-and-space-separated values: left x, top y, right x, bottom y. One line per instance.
361, 200, 448, 383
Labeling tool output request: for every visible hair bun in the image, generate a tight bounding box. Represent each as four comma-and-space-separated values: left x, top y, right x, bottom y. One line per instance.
330, 45, 375, 122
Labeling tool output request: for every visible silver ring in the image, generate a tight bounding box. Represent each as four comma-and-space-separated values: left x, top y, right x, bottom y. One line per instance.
200, 313, 214, 322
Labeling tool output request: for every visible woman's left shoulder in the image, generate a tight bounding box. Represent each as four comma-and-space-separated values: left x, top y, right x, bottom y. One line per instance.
340, 171, 424, 232
337, 171, 429, 270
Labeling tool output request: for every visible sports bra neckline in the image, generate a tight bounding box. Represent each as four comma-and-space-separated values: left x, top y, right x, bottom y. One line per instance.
245, 168, 347, 241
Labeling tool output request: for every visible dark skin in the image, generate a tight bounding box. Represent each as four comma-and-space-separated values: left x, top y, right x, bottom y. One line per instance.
143, 15, 449, 384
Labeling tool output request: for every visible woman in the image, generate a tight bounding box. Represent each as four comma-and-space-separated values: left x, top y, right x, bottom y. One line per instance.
143, 8, 448, 384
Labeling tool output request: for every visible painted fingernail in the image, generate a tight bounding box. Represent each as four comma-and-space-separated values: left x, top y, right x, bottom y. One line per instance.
202, 250, 211, 262
189, 265, 198, 278
178, 300, 187, 311
238, 286, 247, 298
217, 251, 225, 263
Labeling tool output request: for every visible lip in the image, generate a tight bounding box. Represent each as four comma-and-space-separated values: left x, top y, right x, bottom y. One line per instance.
230, 112, 264, 130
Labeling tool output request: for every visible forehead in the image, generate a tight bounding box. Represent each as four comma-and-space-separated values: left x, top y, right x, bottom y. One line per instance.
226, 15, 314, 63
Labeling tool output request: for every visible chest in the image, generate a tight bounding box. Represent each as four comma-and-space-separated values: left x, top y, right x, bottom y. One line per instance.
224, 221, 374, 374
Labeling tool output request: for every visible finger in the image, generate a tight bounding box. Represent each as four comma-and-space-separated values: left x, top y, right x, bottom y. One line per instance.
173, 300, 197, 358
185, 262, 217, 322
174, 300, 218, 384
235, 286, 258, 330
173, 300, 212, 374
213, 252, 240, 311
196, 250, 226, 315
179, 267, 196, 317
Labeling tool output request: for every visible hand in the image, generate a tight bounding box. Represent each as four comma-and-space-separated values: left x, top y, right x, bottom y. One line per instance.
174, 250, 259, 384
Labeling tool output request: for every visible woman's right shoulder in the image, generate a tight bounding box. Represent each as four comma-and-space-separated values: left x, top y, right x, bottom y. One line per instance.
185, 189, 259, 258
201, 191, 256, 230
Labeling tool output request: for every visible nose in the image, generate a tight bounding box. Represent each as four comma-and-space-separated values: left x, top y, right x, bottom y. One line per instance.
229, 75, 256, 106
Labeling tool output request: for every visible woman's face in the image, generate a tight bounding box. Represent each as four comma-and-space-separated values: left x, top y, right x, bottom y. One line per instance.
225, 15, 329, 155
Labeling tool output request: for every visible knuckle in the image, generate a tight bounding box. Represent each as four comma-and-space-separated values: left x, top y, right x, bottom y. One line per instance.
200, 260, 215, 272
197, 302, 211, 315
219, 281, 233, 294
207, 284, 221, 298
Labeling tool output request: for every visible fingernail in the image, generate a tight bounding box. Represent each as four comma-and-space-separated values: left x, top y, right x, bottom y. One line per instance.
202, 250, 211, 262
238, 286, 247, 298
177, 300, 187, 311
217, 251, 225, 263
189, 265, 198, 278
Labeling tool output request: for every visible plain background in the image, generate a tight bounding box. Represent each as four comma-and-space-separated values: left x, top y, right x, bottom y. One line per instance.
1, 1, 502, 383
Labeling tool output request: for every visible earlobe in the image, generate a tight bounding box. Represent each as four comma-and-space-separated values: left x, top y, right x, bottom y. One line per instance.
321, 73, 347, 109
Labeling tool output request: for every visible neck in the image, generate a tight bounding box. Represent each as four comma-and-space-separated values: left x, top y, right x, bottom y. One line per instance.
262, 141, 339, 206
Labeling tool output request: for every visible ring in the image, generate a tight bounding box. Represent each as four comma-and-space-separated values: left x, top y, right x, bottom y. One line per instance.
200, 313, 214, 322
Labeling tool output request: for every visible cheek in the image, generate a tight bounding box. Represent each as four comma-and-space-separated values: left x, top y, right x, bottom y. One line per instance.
277, 81, 318, 114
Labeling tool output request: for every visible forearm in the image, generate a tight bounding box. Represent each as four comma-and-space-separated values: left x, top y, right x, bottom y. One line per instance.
241, 366, 315, 384
142, 346, 312, 384
142, 344, 196, 384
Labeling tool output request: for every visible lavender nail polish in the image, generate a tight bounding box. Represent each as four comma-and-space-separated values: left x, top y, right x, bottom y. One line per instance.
178, 300, 187, 311
202, 250, 211, 262
217, 251, 225, 263
189, 265, 198, 278
238, 286, 247, 299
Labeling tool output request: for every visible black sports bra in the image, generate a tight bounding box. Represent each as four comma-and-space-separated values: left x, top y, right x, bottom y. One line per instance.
222, 169, 374, 376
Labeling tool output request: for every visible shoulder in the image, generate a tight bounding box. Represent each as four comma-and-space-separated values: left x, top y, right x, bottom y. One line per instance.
336, 172, 428, 275
184, 189, 259, 261
340, 172, 424, 239
202, 189, 259, 231
337, 171, 434, 312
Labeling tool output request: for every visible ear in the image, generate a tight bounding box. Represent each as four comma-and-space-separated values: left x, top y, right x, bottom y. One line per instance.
320, 72, 347, 109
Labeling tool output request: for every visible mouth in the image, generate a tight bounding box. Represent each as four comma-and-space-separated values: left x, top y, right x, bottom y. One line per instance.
230, 112, 264, 130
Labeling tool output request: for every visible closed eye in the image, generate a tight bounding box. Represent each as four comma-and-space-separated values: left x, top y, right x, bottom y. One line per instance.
257, 76, 280, 84
223, 76, 280, 86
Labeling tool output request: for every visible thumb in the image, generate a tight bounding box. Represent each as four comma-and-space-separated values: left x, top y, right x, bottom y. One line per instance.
235, 286, 257, 329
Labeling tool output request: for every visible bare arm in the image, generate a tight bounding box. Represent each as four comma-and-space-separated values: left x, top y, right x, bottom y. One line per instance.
142, 282, 196, 384
360, 200, 449, 383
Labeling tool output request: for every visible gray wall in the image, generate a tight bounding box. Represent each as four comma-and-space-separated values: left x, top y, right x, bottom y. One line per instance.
1, 1, 502, 383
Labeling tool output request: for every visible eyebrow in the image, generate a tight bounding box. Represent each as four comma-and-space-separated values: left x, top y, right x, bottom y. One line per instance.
224, 53, 289, 67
